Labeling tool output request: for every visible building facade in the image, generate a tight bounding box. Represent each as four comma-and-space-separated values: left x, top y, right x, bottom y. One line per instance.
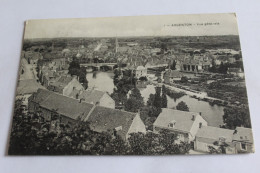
69, 89, 115, 109
153, 109, 208, 143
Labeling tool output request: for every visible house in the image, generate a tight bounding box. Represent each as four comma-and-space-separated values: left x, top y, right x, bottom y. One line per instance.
69, 89, 115, 109
47, 75, 84, 96
28, 89, 94, 124
181, 58, 211, 73
153, 109, 208, 143
232, 127, 254, 153
194, 126, 254, 154
134, 66, 147, 79
163, 69, 183, 84
24, 51, 42, 65
86, 106, 146, 140
136, 80, 147, 88
227, 68, 244, 79
40, 68, 59, 88
28, 89, 146, 140
194, 126, 236, 154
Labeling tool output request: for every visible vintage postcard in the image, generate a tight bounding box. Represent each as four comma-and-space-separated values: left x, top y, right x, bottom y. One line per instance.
9, 13, 254, 155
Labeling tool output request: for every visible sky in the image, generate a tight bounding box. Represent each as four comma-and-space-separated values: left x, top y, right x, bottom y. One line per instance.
24, 13, 239, 39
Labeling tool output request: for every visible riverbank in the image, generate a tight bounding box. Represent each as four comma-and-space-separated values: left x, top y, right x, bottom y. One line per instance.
149, 81, 224, 102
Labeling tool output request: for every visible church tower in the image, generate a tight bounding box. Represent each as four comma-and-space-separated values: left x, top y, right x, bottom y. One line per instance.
115, 37, 119, 53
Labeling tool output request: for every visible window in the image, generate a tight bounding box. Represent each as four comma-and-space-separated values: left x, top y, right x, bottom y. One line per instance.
168, 121, 176, 128
219, 137, 226, 143
241, 143, 247, 150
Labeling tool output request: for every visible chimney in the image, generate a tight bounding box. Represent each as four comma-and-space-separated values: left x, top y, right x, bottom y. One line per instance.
199, 112, 202, 116
79, 98, 85, 103
79, 89, 83, 95
191, 115, 195, 121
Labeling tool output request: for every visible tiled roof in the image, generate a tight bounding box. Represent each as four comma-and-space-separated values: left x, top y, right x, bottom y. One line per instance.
233, 127, 254, 143
31, 89, 141, 138
196, 126, 234, 143
30, 88, 53, 104
49, 76, 74, 88
69, 89, 106, 104
31, 89, 94, 120
87, 106, 137, 139
153, 109, 200, 133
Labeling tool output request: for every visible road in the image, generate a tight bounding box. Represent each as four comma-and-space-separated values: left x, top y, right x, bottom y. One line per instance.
19, 58, 35, 80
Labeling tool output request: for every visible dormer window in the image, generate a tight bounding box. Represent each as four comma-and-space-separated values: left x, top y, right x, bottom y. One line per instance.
241, 143, 247, 150
219, 137, 226, 144
113, 126, 122, 137
168, 120, 176, 128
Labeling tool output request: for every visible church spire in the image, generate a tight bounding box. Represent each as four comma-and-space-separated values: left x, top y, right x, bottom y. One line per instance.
115, 36, 119, 53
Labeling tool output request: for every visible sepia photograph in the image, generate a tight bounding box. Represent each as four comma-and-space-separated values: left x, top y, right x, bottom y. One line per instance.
8, 13, 254, 155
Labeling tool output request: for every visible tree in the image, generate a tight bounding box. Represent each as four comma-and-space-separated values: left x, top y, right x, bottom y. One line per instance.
222, 106, 251, 129
161, 93, 167, 108
180, 76, 188, 83
113, 68, 122, 85
147, 94, 155, 106
176, 101, 189, 112
146, 87, 164, 117
162, 85, 166, 95
209, 59, 217, 73
128, 130, 190, 155
161, 86, 167, 108
218, 62, 228, 74
208, 141, 229, 154
139, 76, 147, 81
125, 87, 144, 113
170, 60, 176, 70
105, 136, 130, 155
68, 58, 81, 76
154, 87, 162, 109
79, 67, 88, 89
68, 58, 88, 89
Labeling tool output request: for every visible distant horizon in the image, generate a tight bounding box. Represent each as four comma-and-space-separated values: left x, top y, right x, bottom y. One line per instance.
24, 34, 240, 41
24, 13, 240, 39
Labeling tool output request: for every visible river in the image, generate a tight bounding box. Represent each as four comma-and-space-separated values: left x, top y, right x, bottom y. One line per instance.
86, 71, 224, 127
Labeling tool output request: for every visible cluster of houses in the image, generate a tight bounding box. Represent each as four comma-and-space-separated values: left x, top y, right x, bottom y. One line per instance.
27, 79, 253, 154
18, 39, 251, 154
27, 87, 253, 154
154, 109, 253, 154
28, 88, 146, 140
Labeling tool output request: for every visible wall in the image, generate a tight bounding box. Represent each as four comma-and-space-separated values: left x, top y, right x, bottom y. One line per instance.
189, 115, 208, 141
153, 125, 190, 142
195, 137, 236, 154
126, 113, 146, 139
234, 142, 254, 153
63, 78, 84, 96
99, 93, 115, 109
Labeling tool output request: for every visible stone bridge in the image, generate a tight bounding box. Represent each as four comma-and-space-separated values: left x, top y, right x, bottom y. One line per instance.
80, 63, 118, 71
